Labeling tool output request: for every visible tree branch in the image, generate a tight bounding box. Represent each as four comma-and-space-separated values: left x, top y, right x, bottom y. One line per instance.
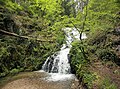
0, 29, 53, 42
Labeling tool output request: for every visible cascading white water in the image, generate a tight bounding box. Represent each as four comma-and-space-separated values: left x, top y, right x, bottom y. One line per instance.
41, 27, 87, 81
42, 44, 71, 74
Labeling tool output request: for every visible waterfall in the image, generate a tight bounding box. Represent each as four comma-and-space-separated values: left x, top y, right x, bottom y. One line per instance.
74, 0, 89, 12
42, 28, 87, 74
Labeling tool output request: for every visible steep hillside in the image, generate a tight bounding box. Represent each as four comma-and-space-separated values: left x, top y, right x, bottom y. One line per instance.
70, 0, 120, 88
0, 0, 65, 78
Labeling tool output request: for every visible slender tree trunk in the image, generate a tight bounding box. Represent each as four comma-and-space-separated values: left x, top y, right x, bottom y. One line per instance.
70, 0, 89, 61
80, 3, 88, 40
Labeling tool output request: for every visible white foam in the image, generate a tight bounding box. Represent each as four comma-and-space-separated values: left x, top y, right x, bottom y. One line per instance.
45, 73, 75, 81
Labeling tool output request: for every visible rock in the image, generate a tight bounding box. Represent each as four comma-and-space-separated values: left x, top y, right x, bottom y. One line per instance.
71, 78, 80, 89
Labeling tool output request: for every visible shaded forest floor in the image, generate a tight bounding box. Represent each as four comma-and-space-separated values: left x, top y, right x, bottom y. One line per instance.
89, 60, 120, 89
89, 30, 120, 89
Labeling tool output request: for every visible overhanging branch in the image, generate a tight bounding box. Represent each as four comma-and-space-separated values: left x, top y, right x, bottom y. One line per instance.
0, 29, 53, 42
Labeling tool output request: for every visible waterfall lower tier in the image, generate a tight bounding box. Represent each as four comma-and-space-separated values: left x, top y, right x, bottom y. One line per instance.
42, 44, 71, 74
41, 28, 87, 76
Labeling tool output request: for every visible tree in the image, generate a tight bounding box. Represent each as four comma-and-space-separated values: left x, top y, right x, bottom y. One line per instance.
85, 0, 119, 33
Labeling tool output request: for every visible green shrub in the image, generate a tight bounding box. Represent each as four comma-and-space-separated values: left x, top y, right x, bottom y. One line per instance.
10, 69, 20, 75
0, 73, 6, 77
83, 72, 97, 88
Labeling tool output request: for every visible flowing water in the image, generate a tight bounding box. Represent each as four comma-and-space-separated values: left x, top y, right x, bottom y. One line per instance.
40, 27, 87, 81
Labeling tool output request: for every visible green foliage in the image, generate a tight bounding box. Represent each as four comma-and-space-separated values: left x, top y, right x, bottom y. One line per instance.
100, 78, 118, 89
75, 0, 120, 34
0, 34, 61, 77
96, 49, 117, 62
86, 28, 120, 65
83, 72, 97, 88
70, 0, 120, 88
5, 0, 23, 13
10, 68, 23, 75
70, 41, 88, 85
0, 0, 66, 78
61, 0, 76, 17
70, 41, 98, 88
0, 1, 120, 89
70, 41, 87, 73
